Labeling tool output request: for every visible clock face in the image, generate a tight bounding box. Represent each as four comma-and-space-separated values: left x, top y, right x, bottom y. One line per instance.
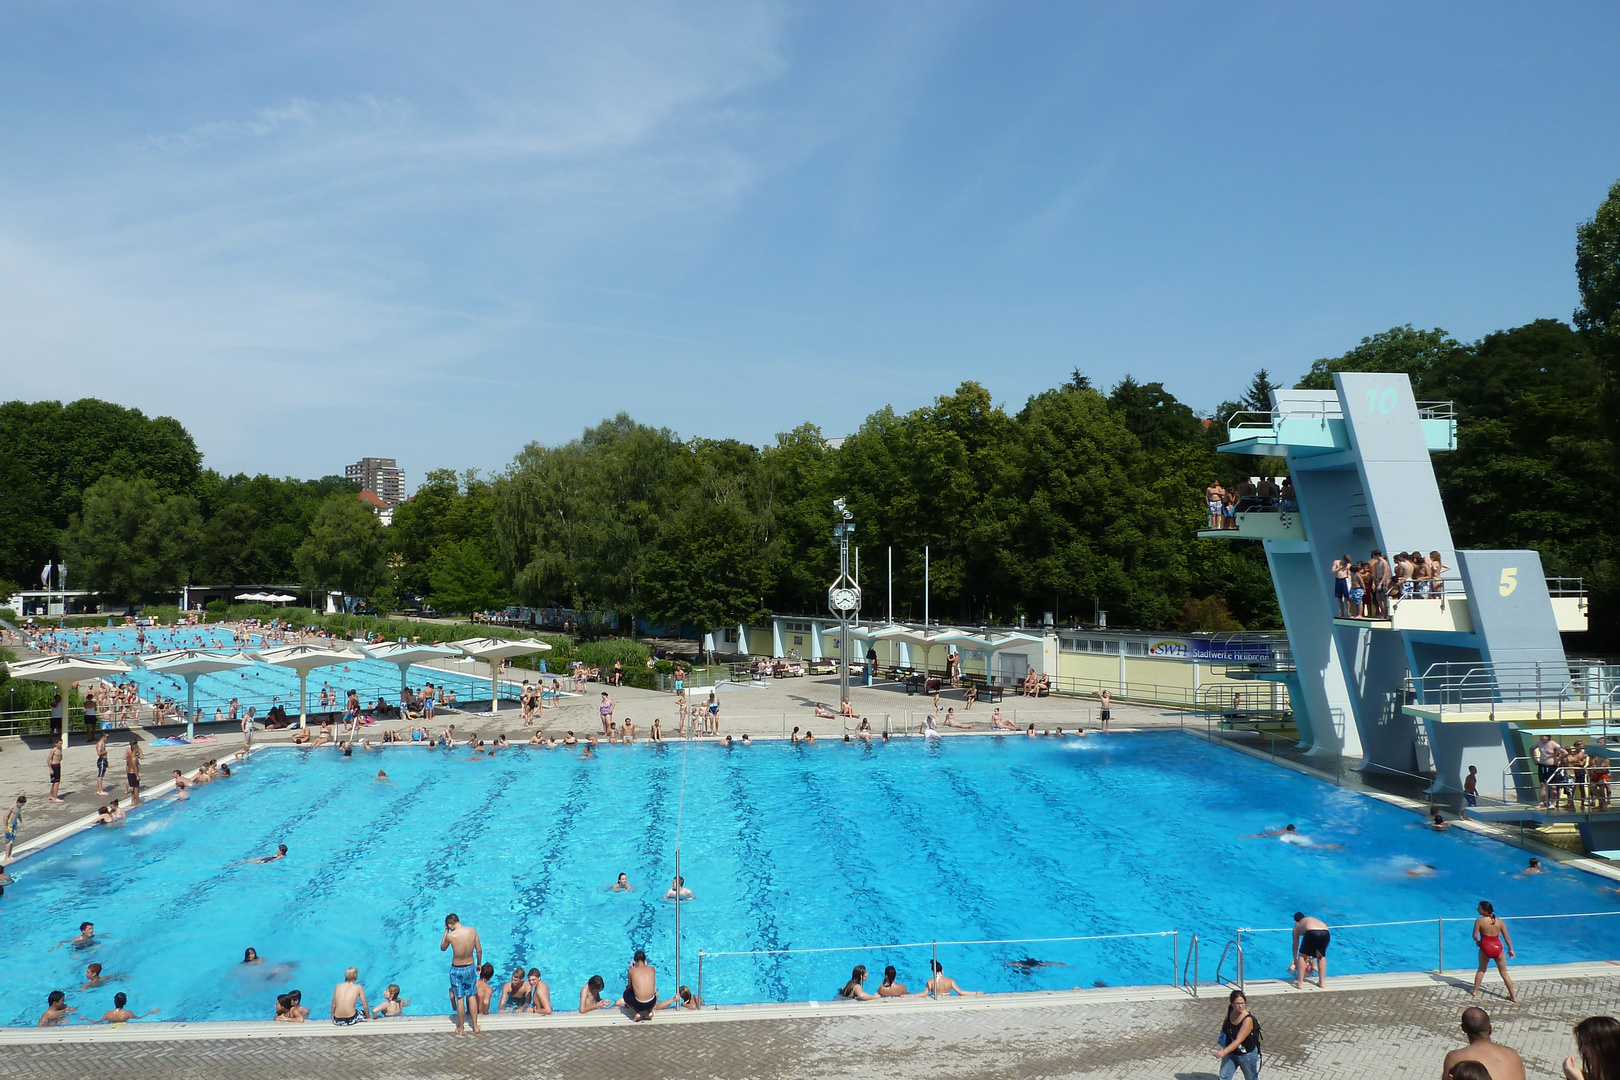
829, 587, 860, 612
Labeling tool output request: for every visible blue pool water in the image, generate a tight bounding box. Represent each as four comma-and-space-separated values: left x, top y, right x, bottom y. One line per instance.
51, 628, 510, 715
4, 731, 1619, 1025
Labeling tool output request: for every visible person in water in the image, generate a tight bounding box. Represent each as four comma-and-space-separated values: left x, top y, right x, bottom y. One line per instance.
1005, 957, 1068, 971
1472, 900, 1517, 1003
837, 965, 878, 1000
240, 844, 288, 865
878, 966, 913, 997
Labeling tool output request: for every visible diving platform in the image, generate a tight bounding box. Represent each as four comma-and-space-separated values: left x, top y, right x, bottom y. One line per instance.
1220, 401, 1457, 457
1197, 510, 1306, 545
1198, 374, 1603, 839
1331, 586, 1588, 635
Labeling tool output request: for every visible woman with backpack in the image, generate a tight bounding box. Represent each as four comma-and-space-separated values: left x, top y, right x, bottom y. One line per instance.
1214, 988, 1261, 1079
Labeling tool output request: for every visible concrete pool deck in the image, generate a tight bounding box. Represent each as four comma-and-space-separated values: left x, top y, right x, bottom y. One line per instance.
1, 966, 1615, 1078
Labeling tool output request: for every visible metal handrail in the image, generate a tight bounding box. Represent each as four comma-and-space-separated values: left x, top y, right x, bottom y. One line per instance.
1214, 936, 1244, 991
1181, 934, 1199, 997
1224, 400, 1454, 430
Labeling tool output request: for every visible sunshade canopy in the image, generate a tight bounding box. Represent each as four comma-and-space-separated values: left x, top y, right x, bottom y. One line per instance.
452, 637, 552, 713
3, 653, 131, 749
138, 649, 256, 739
253, 644, 355, 727
357, 641, 463, 692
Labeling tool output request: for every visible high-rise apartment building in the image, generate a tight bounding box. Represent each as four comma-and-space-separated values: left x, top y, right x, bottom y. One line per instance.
345, 457, 406, 505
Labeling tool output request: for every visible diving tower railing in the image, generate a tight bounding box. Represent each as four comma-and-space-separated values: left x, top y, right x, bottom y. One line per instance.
1334, 576, 1588, 634
1404, 660, 1620, 725
1224, 399, 1457, 431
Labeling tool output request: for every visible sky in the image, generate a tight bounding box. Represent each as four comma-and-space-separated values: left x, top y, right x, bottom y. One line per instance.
2, 2, 1618, 490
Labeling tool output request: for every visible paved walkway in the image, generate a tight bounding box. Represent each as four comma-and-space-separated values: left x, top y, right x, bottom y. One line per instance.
2, 969, 1611, 1078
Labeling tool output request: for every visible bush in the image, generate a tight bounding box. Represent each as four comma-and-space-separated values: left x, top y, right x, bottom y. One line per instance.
575, 637, 651, 674
205, 599, 228, 615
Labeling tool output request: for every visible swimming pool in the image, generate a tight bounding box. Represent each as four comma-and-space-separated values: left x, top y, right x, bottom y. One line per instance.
4, 731, 1618, 1025
43, 627, 521, 717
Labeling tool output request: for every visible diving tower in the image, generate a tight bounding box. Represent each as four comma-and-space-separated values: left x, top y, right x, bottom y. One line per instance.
1202, 372, 1606, 819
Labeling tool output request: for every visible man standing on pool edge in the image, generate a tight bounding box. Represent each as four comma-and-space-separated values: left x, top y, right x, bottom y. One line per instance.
1291, 911, 1330, 989
440, 913, 483, 1035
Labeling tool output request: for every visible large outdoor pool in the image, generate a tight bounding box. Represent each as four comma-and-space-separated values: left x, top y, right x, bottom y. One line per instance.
4, 731, 1618, 1025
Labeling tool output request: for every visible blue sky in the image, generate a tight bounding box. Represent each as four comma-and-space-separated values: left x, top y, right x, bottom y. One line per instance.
2, 3, 1617, 488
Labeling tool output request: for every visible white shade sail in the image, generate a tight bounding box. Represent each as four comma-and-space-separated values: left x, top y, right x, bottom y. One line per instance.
452, 637, 552, 713
357, 641, 463, 692
3, 653, 131, 750
253, 644, 356, 726
138, 649, 257, 740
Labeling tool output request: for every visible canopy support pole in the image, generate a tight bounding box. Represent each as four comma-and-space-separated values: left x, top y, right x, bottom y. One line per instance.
59, 680, 72, 751
299, 670, 308, 729
186, 675, 198, 742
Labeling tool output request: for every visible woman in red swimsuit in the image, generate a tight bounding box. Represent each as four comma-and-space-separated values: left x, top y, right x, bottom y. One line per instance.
1472, 900, 1517, 1003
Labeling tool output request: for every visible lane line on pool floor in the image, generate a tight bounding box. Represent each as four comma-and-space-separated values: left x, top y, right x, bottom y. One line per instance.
3, 960, 1614, 1046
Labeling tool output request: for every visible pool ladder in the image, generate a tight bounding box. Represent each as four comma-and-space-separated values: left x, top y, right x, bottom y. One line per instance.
1214, 932, 1245, 992
1180, 934, 1199, 997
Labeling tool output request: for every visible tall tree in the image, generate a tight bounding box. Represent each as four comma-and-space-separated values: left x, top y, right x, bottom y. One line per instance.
643, 447, 772, 634
0, 399, 202, 590
426, 539, 508, 615
1575, 179, 1620, 386
66, 476, 201, 605
494, 414, 688, 623
293, 495, 388, 599
390, 468, 497, 600
1294, 325, 1461, 392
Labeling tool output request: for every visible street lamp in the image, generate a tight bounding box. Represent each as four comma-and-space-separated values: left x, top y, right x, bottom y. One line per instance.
828, 498, 860, 711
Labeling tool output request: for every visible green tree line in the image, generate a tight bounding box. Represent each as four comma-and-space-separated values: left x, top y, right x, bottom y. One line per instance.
3, 179, 1616, 644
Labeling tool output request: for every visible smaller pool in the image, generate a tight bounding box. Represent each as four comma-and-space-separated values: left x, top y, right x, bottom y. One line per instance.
40, 628, 535, 718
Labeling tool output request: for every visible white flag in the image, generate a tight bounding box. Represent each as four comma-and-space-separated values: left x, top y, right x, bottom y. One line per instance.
41, 561, 52, 587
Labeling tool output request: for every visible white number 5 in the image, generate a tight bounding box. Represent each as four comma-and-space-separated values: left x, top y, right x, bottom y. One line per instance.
1499, 568, 1518, 597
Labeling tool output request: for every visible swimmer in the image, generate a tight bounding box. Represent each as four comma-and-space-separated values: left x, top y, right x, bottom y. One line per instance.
664, 875, 693, 901
239, 844, 289, 865
373, 985, 410, 1017
1004, 958, 1069, 971
79, 963, 123, 990
1430, 810, 1451, 831
612, 873, 632, 893
1243, 824, 1297, 839
1521, 857, 1543, 876
924, 959, 980, 996
741, 734, 751, 744
37, 990, 76, 1026
528, 730, 545, 746
374, 770, 393, 786
1406, 864, 1439, 878
563, 731, 578, 745
96, 991, 158, 1023
243, 948, 263, 964
663, 984, 701, 1010
498, 967, 532, 1011
54, 922, 96, 950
